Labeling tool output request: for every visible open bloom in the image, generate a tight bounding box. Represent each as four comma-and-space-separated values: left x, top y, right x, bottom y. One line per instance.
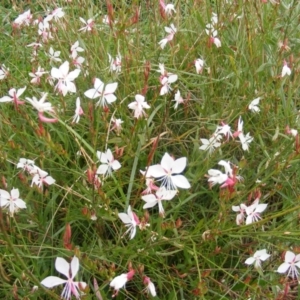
245, 249, 270, 269
110, 270, 135, 298
159, 0, 176, 17
118, 205, 140, 239
199, 134, 222, 154
0, 188, 26, 217
26, 93, 57, 123
232, 203, 247, 225
0, 86, 26, 108
157, 64, 178, 95
108, 53, 122, 73
172, 90, 184, 109
144, 152, 190, 190
79, 17, 94, 32
17, 158, 36, 173
51, 61, 81, 96
277, 251, 300, 279
72, 97, 84, 123
96, 149, 121, 177
233, 116, 253, 151
245, 198, 267, 224
111, 117, 123, 134
47, 47, 62, 63
31, 167, 55, 188
158, 23, 177, 49
207, 160, 242, 193
142, 187, 177, 216
214, 122, 233, 140
248, 97, 261, 113
206, 24, 221, 47
70, 41, 84, 58
41, 256, 87, 300
13, 9, 32, 27
29, 66, 47, 85
84, 78, 118, 107
143, 276, 157, 297
128, 94, 150, 118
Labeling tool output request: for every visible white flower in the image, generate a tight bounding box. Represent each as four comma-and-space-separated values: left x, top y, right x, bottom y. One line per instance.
29, 66, 47, 85
199, 134, 222, 154
245, 198, 267, 225
158, 63, 178, 95
0, 86, 26, 107
128, 94, 150, 118
47, 47, 62, 63
195, 58, 204, 74
277, 251, 300, 279
165, 4, 176, 16
0, 188, 26, 217
158, 24, 177, 49
51, 61, 81, 96
207, 169, 228, 186
118, 205, 140, 239
31, 167, 55, 188
72, 97, 83, 123
281, 61, 291, 77
108, 53, 122, 73
110, 270, 135, 298
142, 187, 177, 216
26, 93, 53, 113
143, 276, 157, 297
234, 116, 253, 151
245, 249, 270, 269
145, 152, 191, 190
41, 256, 87, 300
17, 158, 36, 173
13, 9, 32, 27
248, 97, 261, 113
50, 8, 65, 21
70, 41, 84, 58
84, 78, 118, 107
0, 64, 9, 80
214, 123, 233, 140
96, 149, 121, 177
232, 203, 247, 225
172, 90, 184, 109
111, 117, 123, 134
79, 17, 94, 32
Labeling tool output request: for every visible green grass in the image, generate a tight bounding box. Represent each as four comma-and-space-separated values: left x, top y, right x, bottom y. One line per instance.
1, 0, 300, 299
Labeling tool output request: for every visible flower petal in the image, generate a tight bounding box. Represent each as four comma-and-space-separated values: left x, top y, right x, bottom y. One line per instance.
70, 256, 79, 279
55, 257, 70, 278
41, 276, 67, 288
171, 175, 190, 189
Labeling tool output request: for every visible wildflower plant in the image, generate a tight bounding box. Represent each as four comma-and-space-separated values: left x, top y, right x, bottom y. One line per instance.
1, 1, 300, 299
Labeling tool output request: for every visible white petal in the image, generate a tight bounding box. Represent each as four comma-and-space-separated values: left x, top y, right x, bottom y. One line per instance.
118, 213, 132, 224
285, 251, 295, 263
172, 175, 190, 189
41, 276, 67, 288
111, 160, 121, 171
105, 82, 118, 94
277, 262, 290, 274
97, 164, 108, 175
245, 257, 255, 265
84, 88, 99, 99
70, 256, 79, 279
55, 257, 70, 278
172, 157, 187, 174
